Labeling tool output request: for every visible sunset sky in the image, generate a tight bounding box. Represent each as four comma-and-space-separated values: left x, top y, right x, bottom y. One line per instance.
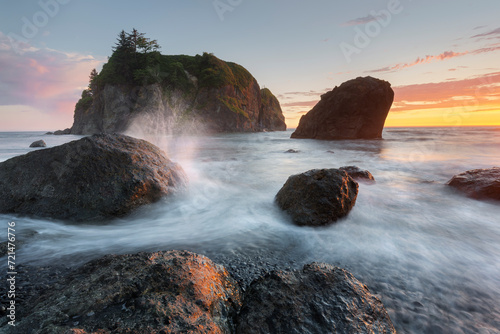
1, 0, 500, 131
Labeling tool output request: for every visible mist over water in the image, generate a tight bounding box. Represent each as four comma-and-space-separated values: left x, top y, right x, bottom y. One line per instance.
1, 127, 500, 333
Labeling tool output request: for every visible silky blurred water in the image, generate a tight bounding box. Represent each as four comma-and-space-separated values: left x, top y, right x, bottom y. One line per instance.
1, 127, 500, 333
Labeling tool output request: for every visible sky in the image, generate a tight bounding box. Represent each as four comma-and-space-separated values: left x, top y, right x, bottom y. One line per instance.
1, 0, 500, 131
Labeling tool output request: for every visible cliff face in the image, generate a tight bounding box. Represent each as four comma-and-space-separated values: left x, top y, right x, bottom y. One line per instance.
71, 54, 286, 134
259, 88, 287, 131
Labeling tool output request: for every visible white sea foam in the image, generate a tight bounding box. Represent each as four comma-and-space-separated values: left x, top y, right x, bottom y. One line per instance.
1, 127, 500, 333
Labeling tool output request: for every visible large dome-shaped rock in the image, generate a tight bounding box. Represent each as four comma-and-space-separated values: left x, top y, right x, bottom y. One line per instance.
9, 250, 242, 334
236, 263, 396, 334
0, 133, 187, 221
291, 76, 394, 140
275, 168, 358, 226
447, 167, 500, 202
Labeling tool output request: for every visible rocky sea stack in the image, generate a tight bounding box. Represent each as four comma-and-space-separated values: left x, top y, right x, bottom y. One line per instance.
291, 76, 394, 140
69, 30, 286, 135
275, 168, 359, 226
0, 133, 187, 221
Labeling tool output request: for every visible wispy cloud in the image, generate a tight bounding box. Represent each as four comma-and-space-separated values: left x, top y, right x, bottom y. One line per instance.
340, 14, 378, 27
281, 100, 318, 109
472, 27, 500, 38
368, 50, 468, 73
392, 72, 500, 112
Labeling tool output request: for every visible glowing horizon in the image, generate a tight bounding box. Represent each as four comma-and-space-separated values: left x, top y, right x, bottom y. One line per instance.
1, 1, 500, 131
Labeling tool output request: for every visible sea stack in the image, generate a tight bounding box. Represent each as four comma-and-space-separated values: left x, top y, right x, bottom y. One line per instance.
291, 76, 394, 140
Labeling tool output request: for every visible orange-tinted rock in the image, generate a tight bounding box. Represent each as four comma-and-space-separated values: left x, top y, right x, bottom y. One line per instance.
291, 76, 394, 140
12, 250, 241, 333
447, 167, 500, 202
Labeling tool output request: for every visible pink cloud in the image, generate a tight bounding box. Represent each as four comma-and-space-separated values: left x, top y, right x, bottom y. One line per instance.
29, 58, 49, 74
392, 72, 500, 112
369, 50, 469, 73
0, 31, 104, 118
472, 27, 500, 39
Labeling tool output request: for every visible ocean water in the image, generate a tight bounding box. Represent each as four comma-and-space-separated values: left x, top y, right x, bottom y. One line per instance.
1, 127, 500, 333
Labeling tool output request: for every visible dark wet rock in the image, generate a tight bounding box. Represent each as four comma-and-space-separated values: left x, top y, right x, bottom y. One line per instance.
340, 165, 375, 183
29, 140, 46, 148
291, 76, 394, 139
44, 132, 53, 135
236, 262, 396, 334
9, 250, 241, 334
0, 133, 187, 221
53, 128, 71, 135
275, 168, 358, 226
284, 149, 299, 153
447, 167, 500, 202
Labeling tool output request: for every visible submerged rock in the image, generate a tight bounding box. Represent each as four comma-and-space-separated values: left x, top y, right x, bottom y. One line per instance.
29, 140, 46, 148
447, 167, 500, 202
236, 262, 396, 334
275, 168, 358, 226
0, 133, 187, 221
10, 250, 242, 333
291, 76, 394, 139
340, 165, 375, 183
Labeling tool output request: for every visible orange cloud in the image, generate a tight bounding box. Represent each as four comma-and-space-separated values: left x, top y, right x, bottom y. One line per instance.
392, 72, 500, 112
369, 50, 468, 73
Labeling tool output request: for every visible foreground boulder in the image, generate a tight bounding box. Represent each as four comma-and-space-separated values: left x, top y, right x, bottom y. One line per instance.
291, 76, 394, 139
340, 165, 375, 183
29, 140, 46, 148
237, 263, 396, 333
447, 167, 500, 202
10, 250, 242, 334
0, 133, 187, 221
275, 169, 358, 226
